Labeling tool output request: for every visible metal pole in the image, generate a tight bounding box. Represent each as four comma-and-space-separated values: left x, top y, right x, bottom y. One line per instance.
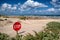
16, 31, 19, 40
16, 31, 22, 40
16, 31, 18, 35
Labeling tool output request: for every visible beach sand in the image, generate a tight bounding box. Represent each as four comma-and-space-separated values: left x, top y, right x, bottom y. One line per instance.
0, 18, 60, 37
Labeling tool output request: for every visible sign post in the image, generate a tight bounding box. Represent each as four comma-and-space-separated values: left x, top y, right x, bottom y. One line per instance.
13, 22, 21, 35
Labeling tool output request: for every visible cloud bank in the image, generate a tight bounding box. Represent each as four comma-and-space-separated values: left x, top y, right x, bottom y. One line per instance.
1, 0, 48, 11
0, 0, 60, 16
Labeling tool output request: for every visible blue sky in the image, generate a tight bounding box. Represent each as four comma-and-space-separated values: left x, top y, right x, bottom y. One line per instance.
0, 0, 60, 16
0, 0, 51, 4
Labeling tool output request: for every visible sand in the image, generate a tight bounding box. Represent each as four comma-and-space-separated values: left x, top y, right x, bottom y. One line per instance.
0, 18, 60, 37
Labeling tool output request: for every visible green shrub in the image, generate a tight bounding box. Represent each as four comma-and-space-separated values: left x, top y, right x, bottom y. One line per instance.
0, 33, 9, 40
46, 21, 60, 33
23, 33, 35, 40
11, 35, 23, 40
19, 16, 26, 20
23, 31, 60, 40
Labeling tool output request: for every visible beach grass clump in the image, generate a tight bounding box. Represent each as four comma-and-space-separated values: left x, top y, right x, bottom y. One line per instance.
46, 21, 60, 34
23, 30, 60, 40
0, 33, 9, 40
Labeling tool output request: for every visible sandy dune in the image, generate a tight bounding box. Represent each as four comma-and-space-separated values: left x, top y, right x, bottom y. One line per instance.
0, 18, 60, 37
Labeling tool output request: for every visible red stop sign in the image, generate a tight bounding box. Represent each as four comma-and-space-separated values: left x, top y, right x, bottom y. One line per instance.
13, 22, 21, 31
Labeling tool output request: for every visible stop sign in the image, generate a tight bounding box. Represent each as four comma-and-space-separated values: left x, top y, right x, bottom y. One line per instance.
13, 22, 21, 31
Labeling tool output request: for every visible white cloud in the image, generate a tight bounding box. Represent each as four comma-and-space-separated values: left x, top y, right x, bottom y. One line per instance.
2, 3, 8, 8
1, 3, 11, 11
2, 3, 12, 9
47, 8, 55, 12
19, 0, 48, 11
11, 6, 17, 10
58, 8, 60, 10
52, 0, 58, 2
51, 0, 60, 7
1, 3, 17, 11
8, 5, 11, 9
23, 0, 48, 7
42, 7, 60, 14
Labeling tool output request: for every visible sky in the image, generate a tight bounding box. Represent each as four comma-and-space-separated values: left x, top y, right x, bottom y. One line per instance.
0, 0, 60, 16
